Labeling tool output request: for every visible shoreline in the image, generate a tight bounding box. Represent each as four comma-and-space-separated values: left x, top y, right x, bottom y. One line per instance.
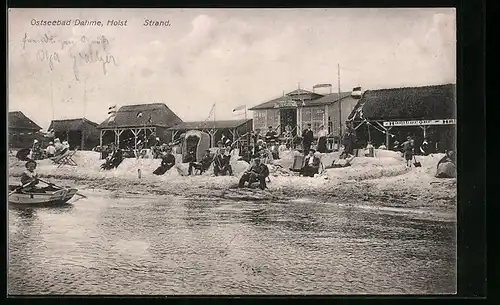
8, 150, 456, 221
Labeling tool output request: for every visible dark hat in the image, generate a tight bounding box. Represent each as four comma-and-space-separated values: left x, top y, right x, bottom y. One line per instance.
25, 159, 37, 168
268, 126, 273, 128
309, 149, 316, 153
307, 123, 312, 126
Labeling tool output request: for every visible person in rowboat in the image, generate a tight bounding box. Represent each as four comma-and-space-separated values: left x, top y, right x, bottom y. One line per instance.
20, 160, 40, 192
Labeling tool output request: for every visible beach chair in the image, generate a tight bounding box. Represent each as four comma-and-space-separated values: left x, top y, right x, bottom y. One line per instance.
52, 149, 78, 168
290, 155, 304, 172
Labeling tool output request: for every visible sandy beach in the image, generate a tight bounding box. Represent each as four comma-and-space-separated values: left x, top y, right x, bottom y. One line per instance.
8, 149, 456, 219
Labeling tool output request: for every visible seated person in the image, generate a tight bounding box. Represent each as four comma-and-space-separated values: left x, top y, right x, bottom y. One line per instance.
46, 142, 56, 158
300, 149, 321, 177
259, 143, 274, 164
100, 147, 124, 170
238, 157, 269, 190
16, 147, 32, 161
435, 150, 456, 178
188, 149, 213, 175
253, 139, 265, 158
153, 148, 176, 175
53, 138, 68, 157
20, 160, 40, 191
265, 126, 278, 142
437, 150, 456, 167
214, 147, 233, 176
32, 140, 44, 160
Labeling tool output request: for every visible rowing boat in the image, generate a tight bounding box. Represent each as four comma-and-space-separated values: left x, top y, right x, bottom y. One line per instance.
8, 185, 78, 206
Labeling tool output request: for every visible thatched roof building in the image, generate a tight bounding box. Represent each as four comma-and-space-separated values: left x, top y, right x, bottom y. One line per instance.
98, 103, 182, 129
347, 83, 456, 151
97, 103, 183, 149
348, 84, 456, 121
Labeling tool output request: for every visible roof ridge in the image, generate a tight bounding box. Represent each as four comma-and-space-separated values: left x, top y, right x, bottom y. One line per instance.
367, 83, 455, 92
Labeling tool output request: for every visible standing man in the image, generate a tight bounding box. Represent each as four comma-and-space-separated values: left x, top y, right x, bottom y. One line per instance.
402, 136, 415, 167
301, 123, 314, 155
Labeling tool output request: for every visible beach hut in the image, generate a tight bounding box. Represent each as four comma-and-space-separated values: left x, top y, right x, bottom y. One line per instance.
181, 130, 211, 163
347, 84, 456, 151
8, 111, 42, 149
48, 118, 99, 150
168, 119, 253, 149
97, 103, 183, 150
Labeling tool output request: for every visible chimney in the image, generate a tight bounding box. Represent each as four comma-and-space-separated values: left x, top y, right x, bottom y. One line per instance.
351, 86, 362, 99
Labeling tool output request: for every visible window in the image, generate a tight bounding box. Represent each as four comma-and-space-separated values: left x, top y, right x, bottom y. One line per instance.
312, 108, 325, 134
302, 108, 312, 131
253, 110, 267, 131
266, 109, 280, 130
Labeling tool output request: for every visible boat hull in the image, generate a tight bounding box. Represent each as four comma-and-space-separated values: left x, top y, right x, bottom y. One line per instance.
9, 188, 78, 206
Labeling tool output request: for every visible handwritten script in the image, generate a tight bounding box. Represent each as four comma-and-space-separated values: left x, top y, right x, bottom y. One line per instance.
22, 32, 119, 81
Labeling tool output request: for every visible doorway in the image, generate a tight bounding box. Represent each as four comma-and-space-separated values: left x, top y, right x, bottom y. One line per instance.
280, 109, 297, 136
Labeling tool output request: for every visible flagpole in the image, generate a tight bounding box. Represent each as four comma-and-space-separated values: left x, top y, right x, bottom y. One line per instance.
50, 77, 54, 121
338, 63, 342, 138
83, 78, 87, 119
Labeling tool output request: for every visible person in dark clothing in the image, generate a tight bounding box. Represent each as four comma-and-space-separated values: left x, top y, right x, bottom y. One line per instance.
188, 149, 213, 175
153, 149, 176, 175
301, 123, 314, 155
251, 129, 262, 147
437, 150, 456, 167
100, 147, 124, 170
221, 134, 232, 148
238, 158, 269, 190
20, 160, 40, 191
420, 138, 431, 156
16, 147, 32, 161
402, 136, 415, 167
265, 126, 278, 142
300, 149, 321, 177
214, 147, 233, 176
341, 128, 357, 158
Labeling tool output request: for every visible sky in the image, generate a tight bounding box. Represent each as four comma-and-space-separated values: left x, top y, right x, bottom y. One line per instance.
8, 8, 456, 130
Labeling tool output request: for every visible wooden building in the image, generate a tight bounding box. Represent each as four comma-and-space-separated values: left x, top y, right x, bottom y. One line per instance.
168, 119, 253, 148
8, 111, 42, 149
48, 118, 100, 150
347, 83, 456, 151
97, 103, 183, 149
248, 88, 360, 139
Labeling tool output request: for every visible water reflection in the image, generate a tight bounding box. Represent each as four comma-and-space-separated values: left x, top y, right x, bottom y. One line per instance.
8, 195, 456, 295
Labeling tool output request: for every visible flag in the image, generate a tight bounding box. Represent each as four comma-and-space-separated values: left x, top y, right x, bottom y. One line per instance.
108, 105, 117, 114
206, 103, 215, 121
137, 112, 143, 118
352, 86, 362, 99
232, 105, 246, 112
313, 83, 332, 89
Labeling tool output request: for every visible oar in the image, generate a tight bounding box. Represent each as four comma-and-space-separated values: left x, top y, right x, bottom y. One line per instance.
37, 178, 87, 198
8, 182, 34, 196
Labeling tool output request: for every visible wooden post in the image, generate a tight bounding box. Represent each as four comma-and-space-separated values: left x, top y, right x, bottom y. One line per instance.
81, 128, 85, 150
420, 125, 428, 138
385, 126, 392, 148
99, 130, 103, 147
131, 129, 139, 150
115, 129, 124, 148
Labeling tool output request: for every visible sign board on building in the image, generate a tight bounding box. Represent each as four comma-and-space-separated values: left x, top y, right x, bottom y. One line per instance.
383, 119, 456, 127
273, 100, 299, 108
